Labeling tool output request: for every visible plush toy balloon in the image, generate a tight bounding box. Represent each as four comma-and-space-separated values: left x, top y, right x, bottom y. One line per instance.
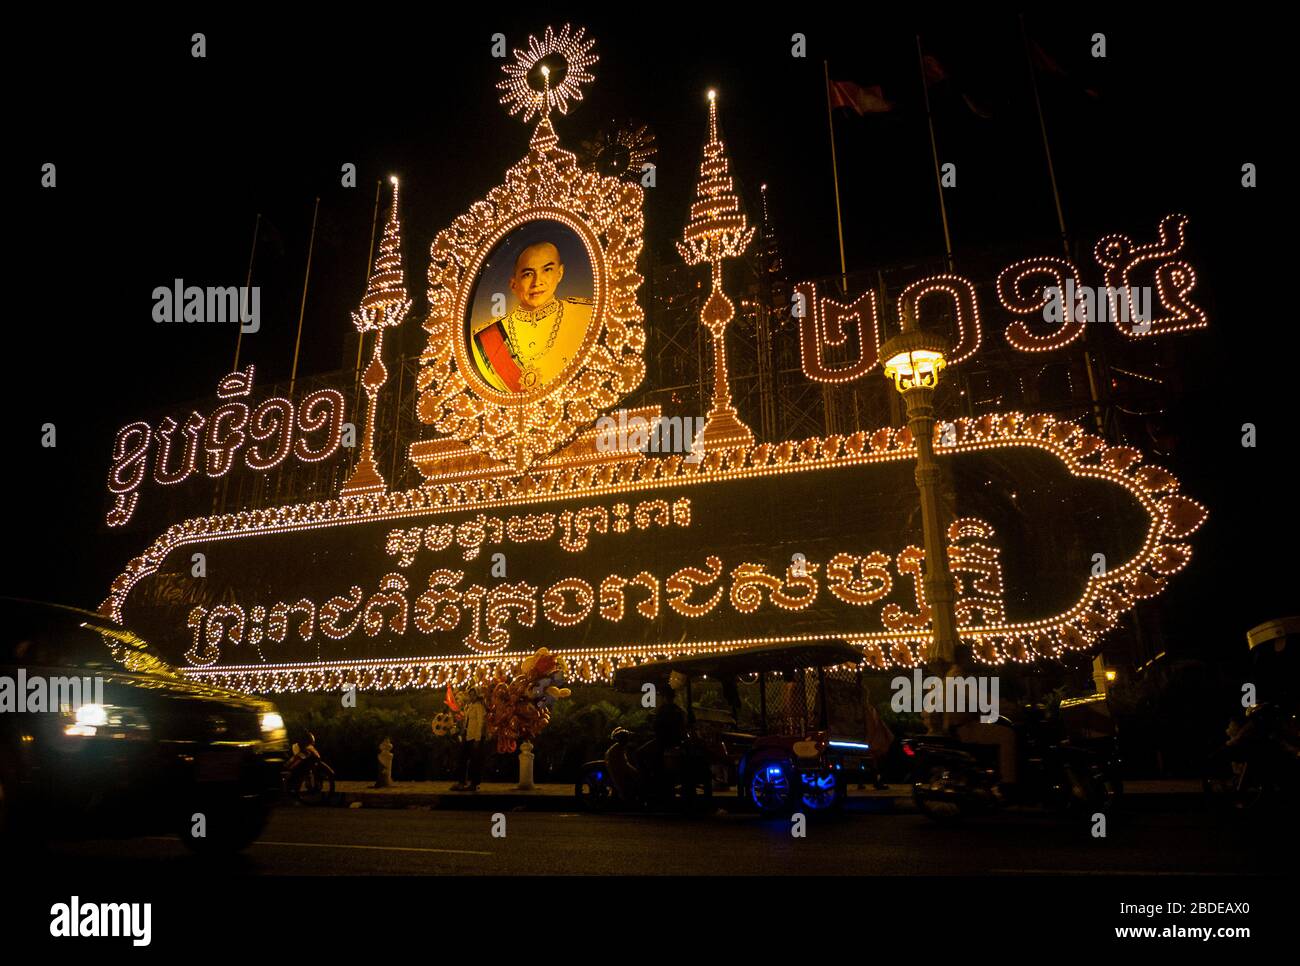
484, 647, 572, 752
431, 712, 455, 737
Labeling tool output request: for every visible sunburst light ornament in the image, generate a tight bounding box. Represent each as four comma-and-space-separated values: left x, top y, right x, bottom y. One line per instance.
497, 23, 598, 122
579, 118, 658, 182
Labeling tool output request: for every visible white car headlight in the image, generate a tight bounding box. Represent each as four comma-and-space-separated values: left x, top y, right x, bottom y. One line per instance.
63, 703, 150, 738
77, 704, 109, 728
260, 711, 287, 741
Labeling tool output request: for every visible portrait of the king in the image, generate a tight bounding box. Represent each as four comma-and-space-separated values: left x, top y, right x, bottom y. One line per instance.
466, 221, 595, 394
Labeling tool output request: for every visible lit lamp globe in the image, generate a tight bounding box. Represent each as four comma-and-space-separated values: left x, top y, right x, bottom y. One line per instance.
880, 328, 950, 394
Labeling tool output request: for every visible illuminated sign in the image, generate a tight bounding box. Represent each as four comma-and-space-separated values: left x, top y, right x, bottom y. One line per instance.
106, 367, 348, 528
796, 213, 1206, 383
100, 24, 1208, 693
106, 412, 1204, 692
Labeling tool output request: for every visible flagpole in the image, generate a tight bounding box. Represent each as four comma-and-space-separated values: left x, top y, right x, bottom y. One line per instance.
1020, 14, 1069, 257
1020, 16, 1106, 438
233, 212, 261, 371
355, 179, 382, 401
289, 197, 320, 398
823, 60, 849, 293
916, 35, 954, 271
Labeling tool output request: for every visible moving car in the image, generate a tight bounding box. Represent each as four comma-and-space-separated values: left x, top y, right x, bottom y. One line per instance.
0, 598, 288, 853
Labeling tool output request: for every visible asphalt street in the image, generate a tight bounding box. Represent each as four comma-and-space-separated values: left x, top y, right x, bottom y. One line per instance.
32, 803, 1295, 876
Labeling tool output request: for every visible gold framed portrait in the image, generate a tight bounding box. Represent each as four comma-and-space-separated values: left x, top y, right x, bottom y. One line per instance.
456, 209, 604, 401
418, 121, 646, 472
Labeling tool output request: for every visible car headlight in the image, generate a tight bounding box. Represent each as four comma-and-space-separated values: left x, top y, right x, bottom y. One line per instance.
63, 703, 151, 739
260, 711, 287, 742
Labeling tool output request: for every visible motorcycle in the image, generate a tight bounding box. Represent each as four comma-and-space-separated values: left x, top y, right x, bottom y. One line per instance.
904, 716, 1120, 823
575, 727, 713, 812
282, 739, 336, 805
1204, 702, 1300, 815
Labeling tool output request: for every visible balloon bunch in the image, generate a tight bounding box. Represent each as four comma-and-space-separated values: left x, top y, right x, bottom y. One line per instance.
484, 648, 573, 754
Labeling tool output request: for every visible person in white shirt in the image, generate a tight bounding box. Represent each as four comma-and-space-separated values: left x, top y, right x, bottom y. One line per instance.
451, 689, 489, 792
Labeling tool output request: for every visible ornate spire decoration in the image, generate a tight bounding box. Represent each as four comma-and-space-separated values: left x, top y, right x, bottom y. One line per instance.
677, 89, 756, 450
497, 23, 597, 123
342, 176, 411, 496
417, 25, 644, 476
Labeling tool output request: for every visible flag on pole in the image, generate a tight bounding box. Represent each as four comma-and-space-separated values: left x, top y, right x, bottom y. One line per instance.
961, 92, 995, 119
921, 54, 947, 86
1027, 37, 1066, 75
828, 79, 894, 115
913, 35, 954, 268
921, 50, 995, 119
1028, 37, 1100, 97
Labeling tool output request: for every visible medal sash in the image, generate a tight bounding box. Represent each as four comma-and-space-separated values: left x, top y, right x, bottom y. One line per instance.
475, 323, 523, 392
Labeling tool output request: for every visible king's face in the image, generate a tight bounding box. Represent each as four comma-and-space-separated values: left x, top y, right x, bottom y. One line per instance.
510, 242, 564, 311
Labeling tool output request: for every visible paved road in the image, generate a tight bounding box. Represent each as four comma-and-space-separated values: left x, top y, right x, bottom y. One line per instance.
34, 803, 1292, 875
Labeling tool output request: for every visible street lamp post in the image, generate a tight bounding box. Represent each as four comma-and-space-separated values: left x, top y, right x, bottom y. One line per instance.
880, 310, 961, 673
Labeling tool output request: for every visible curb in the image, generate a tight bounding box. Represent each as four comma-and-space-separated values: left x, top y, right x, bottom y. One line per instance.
325, 787, 1205, 815
335, 789, 582, 812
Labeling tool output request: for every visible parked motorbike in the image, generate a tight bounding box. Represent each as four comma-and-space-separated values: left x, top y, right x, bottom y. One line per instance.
904, 717, 1119, 823
282, 736, 336, 805
1204, 702, 1300, 815
575, 727, 713, 812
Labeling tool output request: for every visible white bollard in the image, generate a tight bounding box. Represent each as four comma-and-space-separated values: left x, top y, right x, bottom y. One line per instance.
517, 741, 535, 790
376, 737, 394, 788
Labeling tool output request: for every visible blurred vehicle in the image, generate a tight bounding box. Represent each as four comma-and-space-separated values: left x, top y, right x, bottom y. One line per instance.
1204, 617, 1300, 815
575, 725, 713, 813
577, 641, 875, 817
905, 696, 1121, 823
0, 598, 288, 854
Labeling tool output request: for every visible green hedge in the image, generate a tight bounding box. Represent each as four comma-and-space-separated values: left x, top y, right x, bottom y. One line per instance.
275, 686, 650, 783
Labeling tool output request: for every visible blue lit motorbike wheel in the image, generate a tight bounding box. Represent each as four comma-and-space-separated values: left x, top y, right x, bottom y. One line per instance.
800, 768, 844, 811
749, 761, 796, 817
575, 764, 614, 812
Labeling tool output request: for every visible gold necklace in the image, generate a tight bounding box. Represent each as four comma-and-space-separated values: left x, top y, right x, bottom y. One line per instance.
507, 301, 565, 364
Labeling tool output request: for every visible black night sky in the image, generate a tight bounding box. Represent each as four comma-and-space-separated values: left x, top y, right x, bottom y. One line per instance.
9, 10, 1292, 665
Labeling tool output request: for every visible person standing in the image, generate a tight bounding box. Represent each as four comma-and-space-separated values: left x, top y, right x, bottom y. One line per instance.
451, 688, 489, 792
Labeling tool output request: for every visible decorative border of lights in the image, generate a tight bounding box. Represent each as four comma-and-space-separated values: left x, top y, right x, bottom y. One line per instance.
416, 114, 645, 473
101, 411, 1205, 693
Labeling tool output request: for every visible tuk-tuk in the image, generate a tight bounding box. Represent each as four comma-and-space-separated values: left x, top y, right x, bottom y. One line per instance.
611, 640, 877, 816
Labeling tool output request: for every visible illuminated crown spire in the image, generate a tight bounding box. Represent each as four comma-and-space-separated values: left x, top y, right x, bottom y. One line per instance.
678, 90, 755, 265
353, 177, 411, 331
677, 89, 755, 451
342, 176, 408, 497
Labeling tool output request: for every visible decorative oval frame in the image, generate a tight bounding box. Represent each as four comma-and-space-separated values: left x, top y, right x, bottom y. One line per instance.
418, 121, 646, 473
452, 206, 608, 407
